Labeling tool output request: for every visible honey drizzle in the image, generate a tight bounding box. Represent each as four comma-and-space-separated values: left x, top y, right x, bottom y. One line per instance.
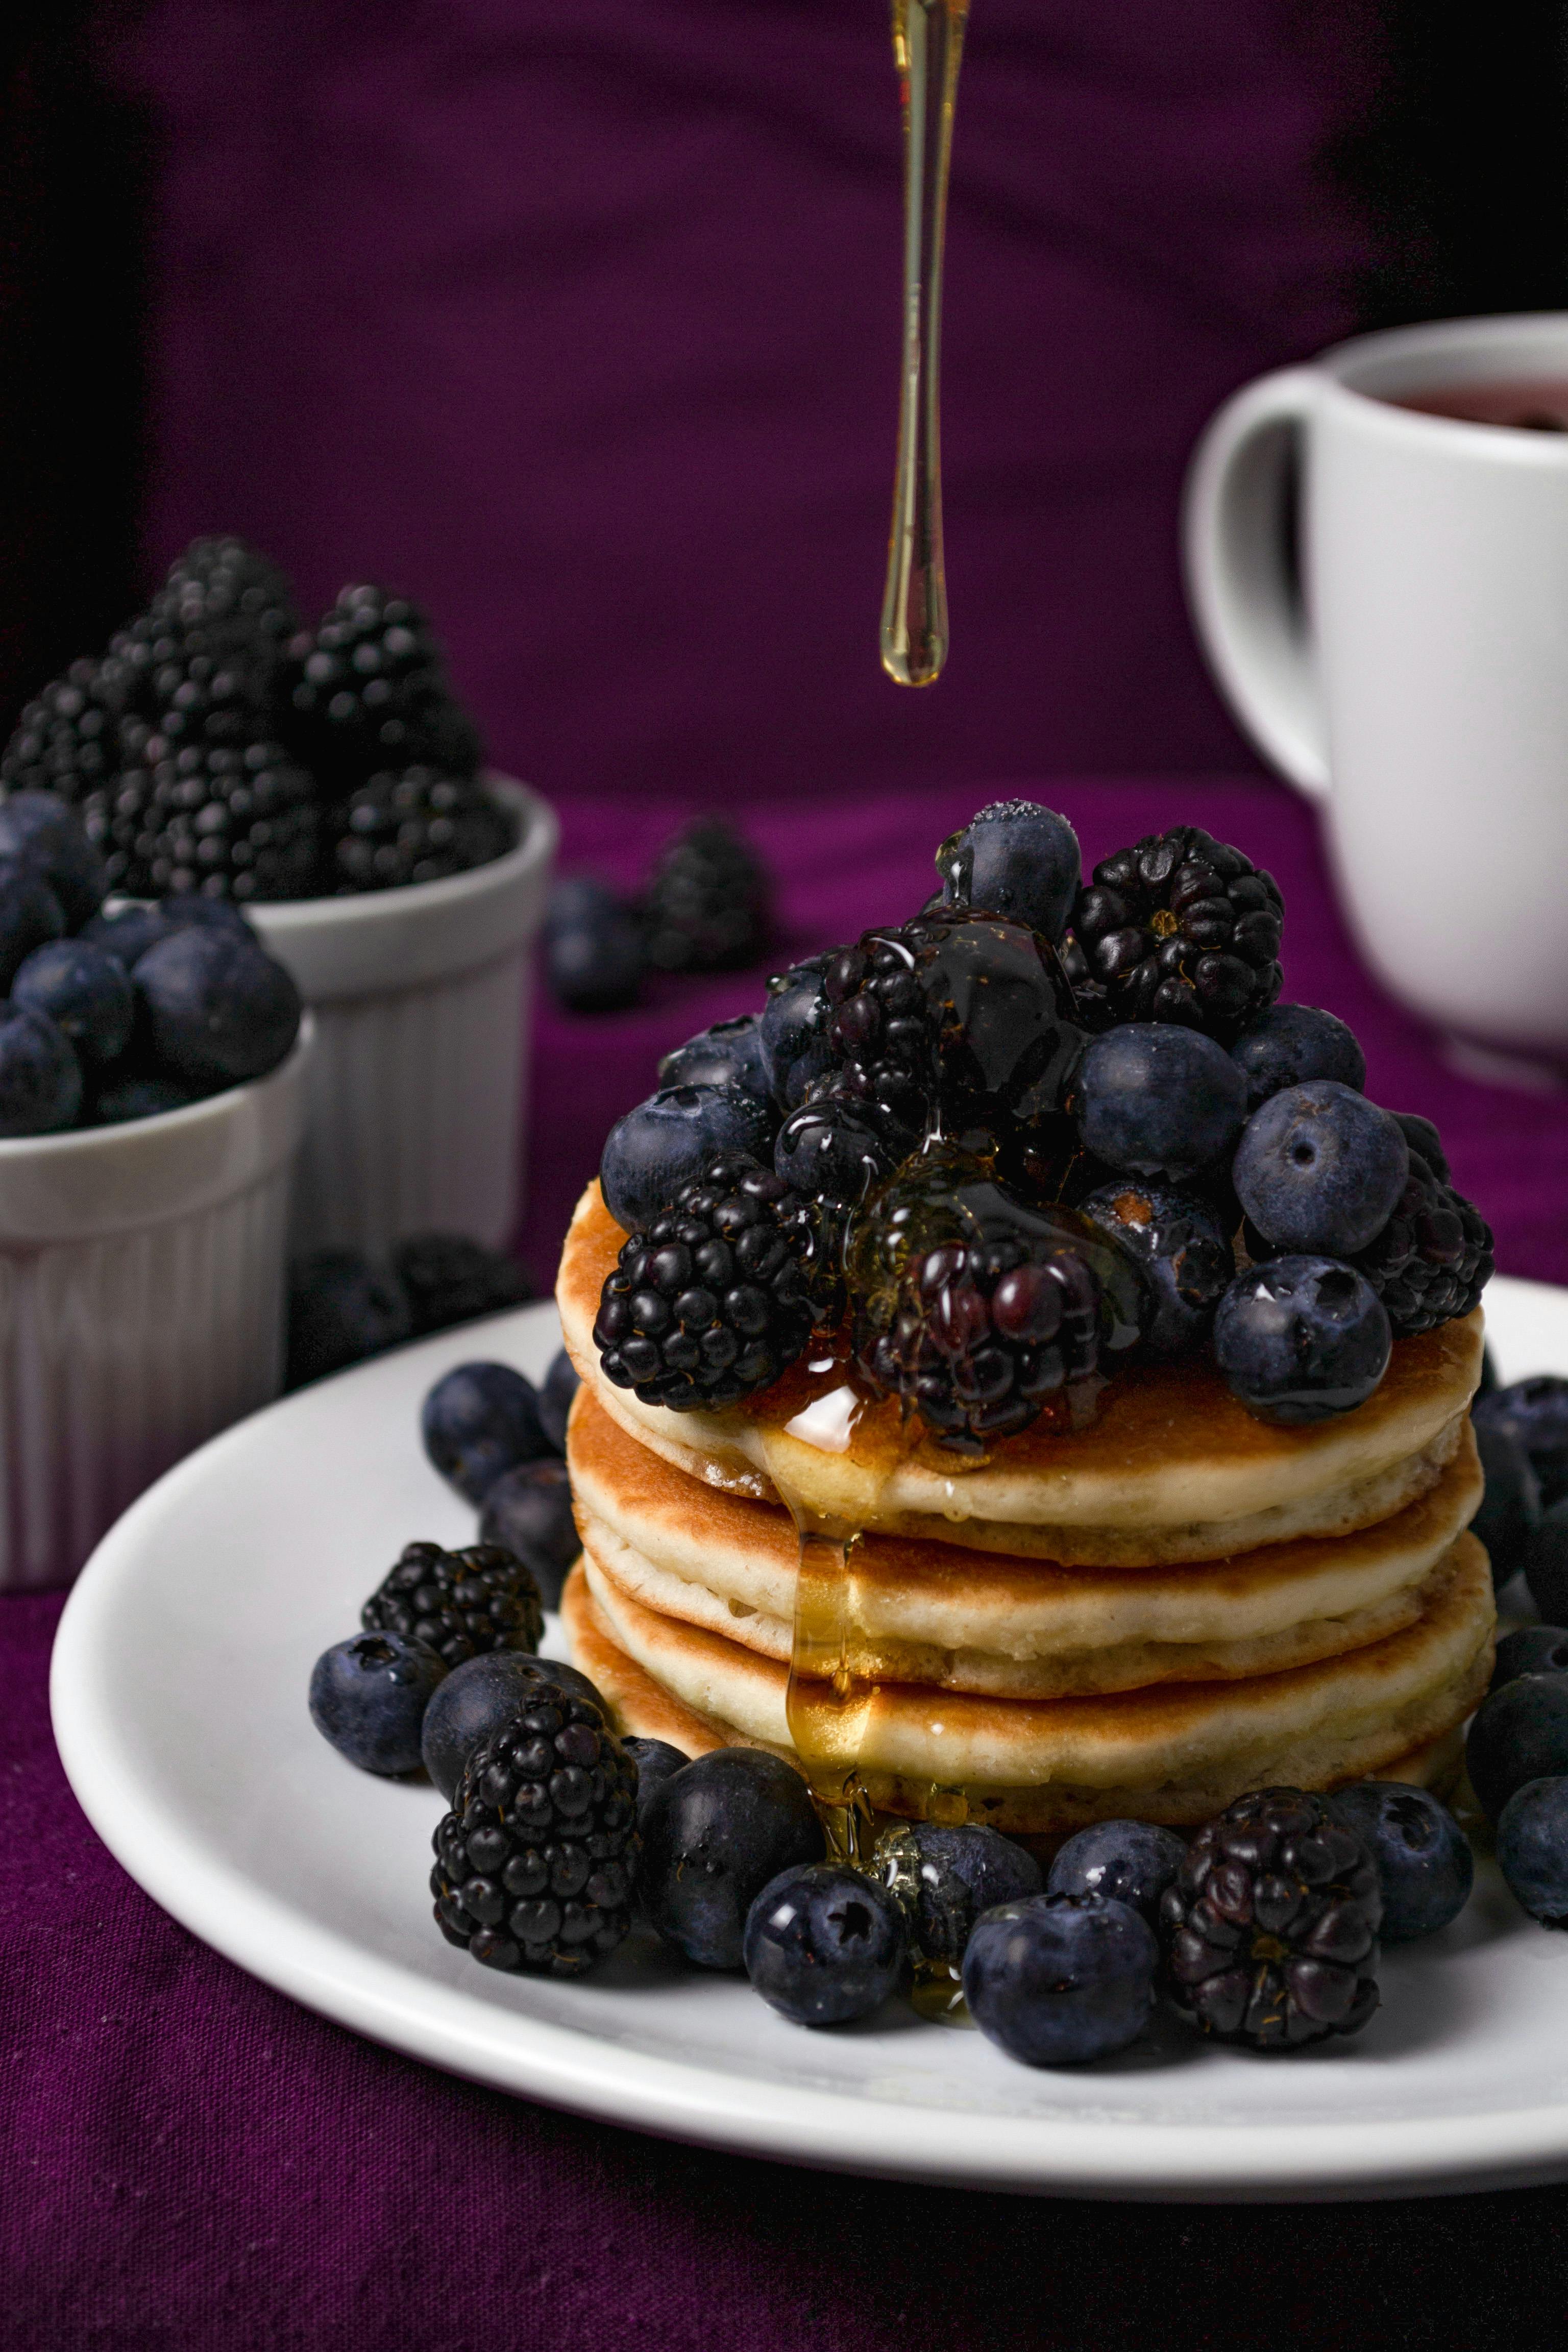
880, 0, 969, 688
785, 1510, 878, 1864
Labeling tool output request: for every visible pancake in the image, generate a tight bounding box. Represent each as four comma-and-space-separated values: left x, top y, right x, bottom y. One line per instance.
558, 1183, 1483, 1565
569, 1387, 1484, 1697
561, 1551, 1489, 1831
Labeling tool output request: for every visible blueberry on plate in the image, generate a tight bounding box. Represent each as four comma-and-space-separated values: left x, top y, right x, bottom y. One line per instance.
622, 1736, 690, 1826
1496, 1777, 1568, 1925
658, 1015, 772, 1104
599, 1085, 778, 1233
1046, 1819, 1187, 1929
420, 1650, 607, 1801
1476, 1377, 1568, 1508
308, 1630, 446, 1774
134, 926, 301, 1088
1074, 1023, 1248, 1180
286, 1247, 412, 1387
872, 1822, 1042, 1967
963, 1892, 1157, 2067
536, 1346, 580, 1454
1233, 1081, 1408, 1257
421, 1360, 549, 1503
639, 1749, 825, 1969
1492, 1625, 1568, 1694
1327, 1782, 1473, 1942
0, 861, 66, 992
12, 939, 133, 1067
1526, 1499, 1568, 1622
744, 1863, 908, 2026
934, 799, 1082, 945
1465, 1673, 1568, 1821
1230, 1002, 1366, 1112
477, 1458, 579, 1609
545, 876, 645, 1013
1471, 1417, 1541, 1587
758, 959, 835, 1109
0, 1002, 81, 1135
1213, 1257, 1390, 1425
1079, 1181, 1235, 1355
0, 790, 106, 929
89, 1072, 198, 1127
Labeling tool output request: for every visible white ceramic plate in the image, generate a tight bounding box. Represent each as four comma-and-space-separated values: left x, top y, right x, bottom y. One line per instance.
50, 1276, 1568, 2202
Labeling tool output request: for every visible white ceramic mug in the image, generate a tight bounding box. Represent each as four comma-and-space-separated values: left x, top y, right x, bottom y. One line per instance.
1184, 311, 1568, 1082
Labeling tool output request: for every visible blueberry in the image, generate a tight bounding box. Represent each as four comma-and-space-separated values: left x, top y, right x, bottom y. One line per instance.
1233, 1081, 1409, 1256
0, 1003, 81, 1135
134, 928, 301, 1088
1074, 1023, 1247, 1179
422, 1360, 549, 1503
759, 960, 834, 1108
537, 1346, 580, 1453
1213, 1257, 1390, 1425
658, 1015, 772, 1102
0, 792, 106, 929
477, 1457, 579, 1608
286, 1248, 412, 1388
1492, 1625, 1568, 1694
599, 1085, 777, 1233
774, 1093, 899, 1205
81, 904, 182, 971
962, 1892, 1157, 2066
1079, 1182, 1235, 1355
640, 1749, 825, 1969
1476, 1378, 1568, 1507
743, 1863, 908, 2026
873, 1822, 1042, 1966
1526, 1499, 1568, 1621
1326, 1782, 1473, 1941
390, 1234, 532, 1337
545, 876, 644, 1012
88, 1072, 199, 1126
935, 799, 1082, 944
1392, 1111, 1450, 1186
1472, 1418, 1541, 1586
1466, 1673, 1568, 1821
622, 1736, 691, 1826
420, 1650, 606, 1800
1497, 1777, 1568, 1925
1230, 1002, 1366, 1112
1046, 1819, 1187, 1929
308, 1630, 446, 1775
12, 939, 133, 1067
0, 862, 66, 991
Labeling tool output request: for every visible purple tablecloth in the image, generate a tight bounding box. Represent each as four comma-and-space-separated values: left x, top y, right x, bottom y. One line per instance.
9, 775, 1568, 2350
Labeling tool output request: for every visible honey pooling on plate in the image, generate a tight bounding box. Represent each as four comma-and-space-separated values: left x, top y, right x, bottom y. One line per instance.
881, 0, 969, 688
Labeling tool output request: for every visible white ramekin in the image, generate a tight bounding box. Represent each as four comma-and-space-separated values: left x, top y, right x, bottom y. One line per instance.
248, 776, 556, 1256
0, 1017, 312, 1590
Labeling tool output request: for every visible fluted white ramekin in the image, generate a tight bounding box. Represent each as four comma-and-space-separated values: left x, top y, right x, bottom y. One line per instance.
0, 1017, 312, 1590
249, 777, 556, 1256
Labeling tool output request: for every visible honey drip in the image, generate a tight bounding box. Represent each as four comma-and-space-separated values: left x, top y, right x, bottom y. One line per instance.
880, 0, 969, 688
786, 1510, 878, 1865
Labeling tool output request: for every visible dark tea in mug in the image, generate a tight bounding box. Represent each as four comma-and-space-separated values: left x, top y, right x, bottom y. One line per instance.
1395, 380, 1568, 432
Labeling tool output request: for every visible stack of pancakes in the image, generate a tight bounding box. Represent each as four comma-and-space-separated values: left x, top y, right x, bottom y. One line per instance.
556, 1186, 1495, 1831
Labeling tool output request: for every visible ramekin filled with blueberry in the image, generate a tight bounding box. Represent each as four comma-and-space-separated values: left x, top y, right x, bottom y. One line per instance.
4, 536, 557, 1256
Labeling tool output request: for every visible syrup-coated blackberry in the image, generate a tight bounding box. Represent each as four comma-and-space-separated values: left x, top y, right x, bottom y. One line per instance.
361, 1538, 544, 1668
593, 1155, 837, 1411
1159, 1787, 1381, 2047
283, 584, 482, 785
430, 1694, 639, 1976
1349, 1145, 1493, 1336
328, 766, 512, 892
1064, 826, 1283, 1041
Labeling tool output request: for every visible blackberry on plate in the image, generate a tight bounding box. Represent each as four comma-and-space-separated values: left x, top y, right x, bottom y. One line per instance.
743, 1861, 908, 2027
640, 818, 773, 974
593, 1155, 837, 1413
422, 1361, 549, 1503
935, 799, 1082, 945
1497, 1777, 1568, 1925
286, 1246, 412, 1387
309, 1630, 446, 1775
1047, 1819, 1188, 1929
1466, 1674, 1568, 1821
1213, 1257, 1390, 1426
282, 584, 482, 785
1159, 1786, 1382, 2048
1063, 825, 1283, 1041
1327, 1782, 1473, 1943
430, 1691, 639, 1976
478, 1459, 579, 1611
329, 766, 513, 893
963, 1892, 1158, 2066
390, 1233, 533, 1336
639, 1748, 825, 1969
873, 1821, 1042, 1966
88, 739, 320, 902
546, 877, 645, 1013
1080, 1181, 1234, 1355
849, 1155, 1143, 1453
600, 1084, 778, 1234
362, 1537, 544, 1668
422, 1652, 608, 1802
1346, 1139, 1493, 1338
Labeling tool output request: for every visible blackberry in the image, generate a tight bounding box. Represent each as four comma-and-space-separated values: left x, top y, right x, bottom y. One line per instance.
592, 1154, 838, 1412
1063, 826, 1284, 1041
850, 1155, 1145, 1453
1348, 1147, 1493, 1336
84, 739, 319, 901
362, 1538, 543, 1667
390, 1233, 533, 1336
640, 818, 773, 973
328, 766, 513, 892
1159, 1786, 1381, 2048
430, 1692, 639, 1976
1, 658, 129, 806
153, 536, 298, 657
282, 584, 481, 786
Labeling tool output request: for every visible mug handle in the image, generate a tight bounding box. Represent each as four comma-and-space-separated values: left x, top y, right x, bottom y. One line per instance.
1182, 366, 1330, 801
